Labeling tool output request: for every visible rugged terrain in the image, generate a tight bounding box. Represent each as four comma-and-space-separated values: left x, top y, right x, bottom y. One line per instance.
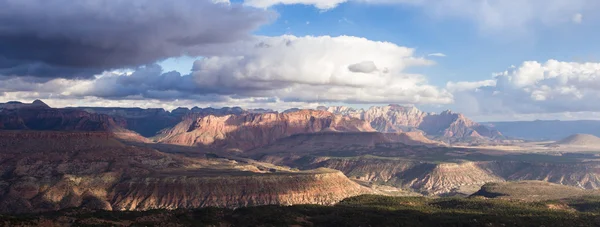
154, 110, 375, 151
320, 105, 502, 142
252, 133, 600, 195
0, 131, 369, 213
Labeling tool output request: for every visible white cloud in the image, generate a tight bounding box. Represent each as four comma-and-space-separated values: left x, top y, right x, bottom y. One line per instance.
449, 59, 600, 117
572, 13, 583, 24
1, 35, 452, 108
428, 53, 446, 57
191, 35, 451, 104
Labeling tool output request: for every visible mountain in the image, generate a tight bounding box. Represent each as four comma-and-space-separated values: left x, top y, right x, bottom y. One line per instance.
155, 110, 375, 151
0, 100, 151, 142
319, 105, 502, 142
0, 99, 50, 110
556, 134, 600, 146
485, 120, 600, 141
0, 131, 370, 213
71, 106, 250, 137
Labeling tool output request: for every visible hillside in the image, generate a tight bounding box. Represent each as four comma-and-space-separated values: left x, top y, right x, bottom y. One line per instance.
556, 134, 600, 146
0, 131, 370, 213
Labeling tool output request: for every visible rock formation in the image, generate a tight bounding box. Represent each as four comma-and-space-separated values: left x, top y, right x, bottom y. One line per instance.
319, 105, 503, 142
155, 110, 375, 151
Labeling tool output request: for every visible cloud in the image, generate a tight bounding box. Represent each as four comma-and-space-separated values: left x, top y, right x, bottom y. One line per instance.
1, 35, 452, 106
450, 59, 600, 117
190, 35, 450, 104
428, 53, 447, 57
348, 61, 379, 73
572, 13, 584, 24
0, 0, 271, 79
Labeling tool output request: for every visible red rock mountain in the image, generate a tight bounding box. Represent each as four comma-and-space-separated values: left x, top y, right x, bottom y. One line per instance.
155, 110, 375, 151
319, 105, 502, 141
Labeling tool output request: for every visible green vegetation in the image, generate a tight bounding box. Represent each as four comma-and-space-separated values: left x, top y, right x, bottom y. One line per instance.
2, 195, 600, 226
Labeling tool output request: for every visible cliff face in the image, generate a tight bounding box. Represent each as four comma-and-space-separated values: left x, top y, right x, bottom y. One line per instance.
110, 169, 367, 210
320, 105, 503, 142
259, 151, 600, 196
0, 131, 369, 214
155, 110, 375, 151
73, 106, 249, 137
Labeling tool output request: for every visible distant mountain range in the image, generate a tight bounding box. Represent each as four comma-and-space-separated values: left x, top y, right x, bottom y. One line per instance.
319, 105, 503, 142
1, 101, 505, 144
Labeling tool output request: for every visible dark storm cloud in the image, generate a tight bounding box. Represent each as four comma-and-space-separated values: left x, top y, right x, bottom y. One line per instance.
0, 0, 272, 78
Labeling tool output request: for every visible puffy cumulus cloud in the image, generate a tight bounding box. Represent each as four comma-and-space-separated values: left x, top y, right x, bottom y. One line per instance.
0, 35, 452, 107
0, 0, 271, 79
450, 60, 600, 117
191, 35, 451, 104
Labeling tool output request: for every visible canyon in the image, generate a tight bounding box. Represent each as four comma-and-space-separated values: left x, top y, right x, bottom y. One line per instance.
2, 100, 600, 213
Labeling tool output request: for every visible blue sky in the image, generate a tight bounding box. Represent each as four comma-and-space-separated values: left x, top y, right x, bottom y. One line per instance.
161, 1, 600, 87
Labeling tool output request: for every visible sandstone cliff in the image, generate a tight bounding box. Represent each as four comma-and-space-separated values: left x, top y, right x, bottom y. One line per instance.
320, 105, 503, 142
155, 110, 375, 151
259, 149, 600, 196
0, 131, 369, 213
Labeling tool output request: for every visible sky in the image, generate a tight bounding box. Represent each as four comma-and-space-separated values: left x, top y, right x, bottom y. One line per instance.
2, 0, 600, 121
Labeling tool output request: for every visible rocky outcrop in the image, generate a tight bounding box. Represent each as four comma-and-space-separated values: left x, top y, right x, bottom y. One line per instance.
0, 131, 370, 214
74, 106, 254, 137
320, 105, 503, 142
259, 150, 600, 196
155, 110, 375, 151
110, 169, 367, 210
